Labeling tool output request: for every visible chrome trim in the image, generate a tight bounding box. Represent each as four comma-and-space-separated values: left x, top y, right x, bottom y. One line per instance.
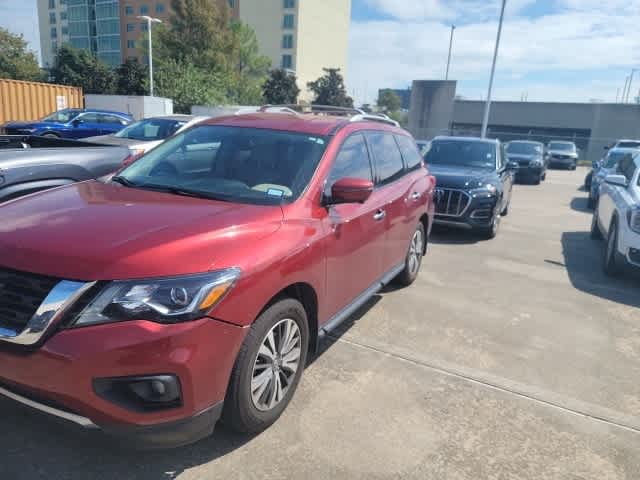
434, 188, 471, 217
0, 280, 96, 346
0, 385, 98, 428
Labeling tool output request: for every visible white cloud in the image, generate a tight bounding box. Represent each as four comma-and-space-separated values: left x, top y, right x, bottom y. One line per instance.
347, 4, 640, 104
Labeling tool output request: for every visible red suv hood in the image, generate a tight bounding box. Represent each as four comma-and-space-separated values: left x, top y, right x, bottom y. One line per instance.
0, 182, 284, 280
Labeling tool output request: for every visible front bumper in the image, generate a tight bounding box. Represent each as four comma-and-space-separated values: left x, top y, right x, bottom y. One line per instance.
0, 318, 246, 447
515, 166, 543, 181
548, 156, 577, 167
434, 194, 498, 230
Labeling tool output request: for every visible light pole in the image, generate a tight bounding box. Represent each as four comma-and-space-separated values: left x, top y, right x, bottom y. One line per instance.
626, 69, 639, 103
445, 25, 456, 81
481, 0, 507, 139
623, 76, 630, 103
137, 15, 162, 96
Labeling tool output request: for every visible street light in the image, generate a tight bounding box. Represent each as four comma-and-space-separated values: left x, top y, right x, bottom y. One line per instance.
481, 0, 507, 139
137, 15, 162, 97
445, 25, 456, 81
626, 68, 639, 103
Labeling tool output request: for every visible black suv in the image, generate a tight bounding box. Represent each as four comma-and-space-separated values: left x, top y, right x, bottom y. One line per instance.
505, 140, 547, 184
424, 136, 514, 239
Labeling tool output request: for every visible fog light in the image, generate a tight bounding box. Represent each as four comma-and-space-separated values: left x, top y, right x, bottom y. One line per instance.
94, 374, 182, 412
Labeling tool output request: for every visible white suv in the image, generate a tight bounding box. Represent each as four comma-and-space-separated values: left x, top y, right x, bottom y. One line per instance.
591, 152, 640, 275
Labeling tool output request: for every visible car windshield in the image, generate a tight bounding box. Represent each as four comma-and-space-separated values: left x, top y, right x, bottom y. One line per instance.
424, 140, 496, 169
616, 141, 640, 149
549, 142, 575, 152
41, 109, 82, 123
507, 142, 542, 155
604, 151, 631, 169
115, 125, 328, 205
115, 118, 187, 141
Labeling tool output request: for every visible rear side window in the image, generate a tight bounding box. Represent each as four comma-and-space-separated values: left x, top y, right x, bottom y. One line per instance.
366, 132, 405, 185
326, 134, 372, 193
100, 114, 126, 124
617, 156, 637, 183
395, 135, 423, 170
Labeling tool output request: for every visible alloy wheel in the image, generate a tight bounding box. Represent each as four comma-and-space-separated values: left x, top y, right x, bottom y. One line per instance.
407, 229, 424, 276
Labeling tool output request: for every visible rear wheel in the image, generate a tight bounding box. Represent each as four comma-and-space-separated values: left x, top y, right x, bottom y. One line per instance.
222, 298, 309, 433
396, 222, 425, 286
603, 218, 623, 276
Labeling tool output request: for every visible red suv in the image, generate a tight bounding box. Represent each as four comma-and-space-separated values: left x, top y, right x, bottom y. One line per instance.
0, 111, 435, 447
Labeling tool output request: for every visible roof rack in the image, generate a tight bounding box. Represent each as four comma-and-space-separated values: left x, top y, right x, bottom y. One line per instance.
257, 104, 400, 127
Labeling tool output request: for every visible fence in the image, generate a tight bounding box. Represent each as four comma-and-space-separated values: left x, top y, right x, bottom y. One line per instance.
0, 79, 83, 124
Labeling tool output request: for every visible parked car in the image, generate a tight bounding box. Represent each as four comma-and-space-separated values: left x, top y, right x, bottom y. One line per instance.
546, 141, 579, 169
591, 152, 640, 275
0, 135, 130, 202
1, 108, 132, 139
505, 140, 547, 184
424, 136, 513, 239
83, 115, 209, 157
588, 148, 639, 208
0, 111, 435, 448
415, 140, 430, 156
608, 139, 640, 150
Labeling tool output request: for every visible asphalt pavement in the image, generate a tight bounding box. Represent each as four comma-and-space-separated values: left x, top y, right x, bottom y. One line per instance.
2, 168, 639, 479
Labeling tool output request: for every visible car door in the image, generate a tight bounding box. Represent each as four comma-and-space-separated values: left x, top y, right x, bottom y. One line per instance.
323, 133, 387, 319
68, 113, 102, 138
98, 114, 128, 135
364, 131, 415, 272
599, 155, 635, 234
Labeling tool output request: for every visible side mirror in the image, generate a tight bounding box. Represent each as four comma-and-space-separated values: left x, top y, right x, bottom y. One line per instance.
604, 174, 628, 188
506, 161, 519, 170
327, 177, 373, 205
71, 119, 82, 127
604, 146, 610, 151
592, 160, 599, 169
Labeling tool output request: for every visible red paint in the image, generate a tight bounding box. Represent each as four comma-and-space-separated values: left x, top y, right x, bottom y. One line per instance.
0, 113, 434, 434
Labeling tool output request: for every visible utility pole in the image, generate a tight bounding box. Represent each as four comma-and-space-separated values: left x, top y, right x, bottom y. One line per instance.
623, 76, 630, 103
626, 69, 639, 103
137, 15, 163, 96
481, 0, 507, 138
445, 25, 456, 81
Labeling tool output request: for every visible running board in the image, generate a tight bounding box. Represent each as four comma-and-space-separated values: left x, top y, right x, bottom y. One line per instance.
318, 263, 404, 340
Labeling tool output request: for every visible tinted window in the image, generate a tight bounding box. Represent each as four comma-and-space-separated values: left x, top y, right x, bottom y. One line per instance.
507, 142, 543, 154
41, 108, 81, 123
395, 135, 423, 170
548, 142, 576, 152
326, 134, 372, 193
115, 118, 186, 140
78, 113, 99, 123
99, 114, 125, 124
617, 155, 637, 183
366, 132, 405, 184
425, 140, 496, 169
616, 141, 640, 149
604, 151, 630, 169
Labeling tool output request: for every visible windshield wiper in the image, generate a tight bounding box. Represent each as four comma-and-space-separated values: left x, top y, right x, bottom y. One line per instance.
111, 176, 138, 187
134, 183, 231, 201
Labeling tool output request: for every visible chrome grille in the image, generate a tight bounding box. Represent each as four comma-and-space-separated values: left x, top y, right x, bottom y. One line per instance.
434, 188, 471, 217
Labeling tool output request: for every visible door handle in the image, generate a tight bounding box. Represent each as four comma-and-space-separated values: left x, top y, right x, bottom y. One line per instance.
411, 192, 421, 200
373, 209, 386, 221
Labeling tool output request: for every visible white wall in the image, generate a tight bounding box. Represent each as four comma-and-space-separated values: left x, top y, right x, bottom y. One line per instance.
85, 95, 173, 119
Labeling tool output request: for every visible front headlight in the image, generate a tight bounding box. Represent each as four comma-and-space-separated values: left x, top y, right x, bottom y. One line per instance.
530, 158, 543, 166
469, 184, 498, 197
72, 268, 241, 327
627, 208, 640, 234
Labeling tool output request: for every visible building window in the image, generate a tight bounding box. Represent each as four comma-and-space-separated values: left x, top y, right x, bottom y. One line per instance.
281, 54, 293, 69
60, 11, 67, 20
50, 27, 58, 39
283, 14, 294, 29
49, 12, 56, 24
228, 0, 234, 7
127, 40, 136, 49
127, 23, 135, 31
140, 5, 149, 14
284, 0, 294, 8
48, 0, 56, 9
125, 5, 133, 15
62, 26, 69, 35
140, 21, 149, 31
156, 3, 165, 13
282, 34, 293, 49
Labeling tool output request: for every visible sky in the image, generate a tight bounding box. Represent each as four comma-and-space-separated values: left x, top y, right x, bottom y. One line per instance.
2, 0, 639, 105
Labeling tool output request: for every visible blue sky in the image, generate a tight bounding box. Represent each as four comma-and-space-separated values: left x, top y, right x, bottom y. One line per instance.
2, 0, 639, 105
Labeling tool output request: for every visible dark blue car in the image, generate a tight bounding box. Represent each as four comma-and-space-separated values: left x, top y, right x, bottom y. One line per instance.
2, 108, 133, 139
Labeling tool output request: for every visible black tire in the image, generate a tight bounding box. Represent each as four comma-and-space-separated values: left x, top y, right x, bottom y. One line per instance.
395, 222, 426, 286
479, 213, 500, 240
603, 218, 623, 276
222, 298, 309, 433
590, 209, 602, 239
570, 163, 577, 171
542, 172, 547, 182
533, 175, 541, 185
501, 198, 510, 216
587, 196, 595, 210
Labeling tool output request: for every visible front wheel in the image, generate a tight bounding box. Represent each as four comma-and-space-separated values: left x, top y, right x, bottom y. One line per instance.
479, 212, 500, 240
222, 298, 309, 433
395, 222, 425, 286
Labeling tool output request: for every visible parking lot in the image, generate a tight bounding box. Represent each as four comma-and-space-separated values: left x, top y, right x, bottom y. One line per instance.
2, 167, 639, 480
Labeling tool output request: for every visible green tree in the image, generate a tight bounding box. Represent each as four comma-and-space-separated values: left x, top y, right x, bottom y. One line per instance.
377, 89, 402, 114
227, 21, 271, 104
307, 68, 353, 107
262, 69, 300, 105
0, 27, 42, 81
116, 59, 148, 95
50, 45, 116, 94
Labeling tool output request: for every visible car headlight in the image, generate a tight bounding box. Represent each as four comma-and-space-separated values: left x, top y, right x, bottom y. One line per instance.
469, 184, 498, 197
627, 208, 640, 234
72, 268, 241, 327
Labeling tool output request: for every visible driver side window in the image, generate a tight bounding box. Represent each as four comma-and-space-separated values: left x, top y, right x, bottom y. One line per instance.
325, 134, 373, 195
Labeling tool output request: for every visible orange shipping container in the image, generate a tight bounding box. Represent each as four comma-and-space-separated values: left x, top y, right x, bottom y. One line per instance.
0, 79, 83, 124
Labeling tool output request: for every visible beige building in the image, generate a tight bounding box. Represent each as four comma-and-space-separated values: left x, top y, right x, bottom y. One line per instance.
237, 0, 351, 102
37, 0, 69, 69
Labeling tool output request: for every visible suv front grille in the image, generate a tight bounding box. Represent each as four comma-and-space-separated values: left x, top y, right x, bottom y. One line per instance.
0, 268, 59, 331
434, 188, 471, 217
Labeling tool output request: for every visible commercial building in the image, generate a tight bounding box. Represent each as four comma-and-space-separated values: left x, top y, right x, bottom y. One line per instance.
37, 0, 69, 69
408, 80, 640, 161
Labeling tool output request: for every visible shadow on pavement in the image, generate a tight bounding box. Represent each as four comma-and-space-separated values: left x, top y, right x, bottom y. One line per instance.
570, 197, 592, 214
560, 231, 640, 308
429, 225, 481, 245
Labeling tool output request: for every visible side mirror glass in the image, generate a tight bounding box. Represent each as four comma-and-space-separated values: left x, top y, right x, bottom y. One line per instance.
604, 174, 628, 188
328, 177, 374, 205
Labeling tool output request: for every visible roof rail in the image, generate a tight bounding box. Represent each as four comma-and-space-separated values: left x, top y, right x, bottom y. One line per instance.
258, 104, 366, 117
350, 114, 400, 127
255, 105, 300, 115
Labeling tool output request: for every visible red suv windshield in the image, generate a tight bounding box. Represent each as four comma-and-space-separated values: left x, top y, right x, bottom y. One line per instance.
115, 125, 329, 205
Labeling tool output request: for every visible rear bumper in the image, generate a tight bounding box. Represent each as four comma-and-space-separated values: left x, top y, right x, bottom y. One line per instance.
0, 318, 246, 447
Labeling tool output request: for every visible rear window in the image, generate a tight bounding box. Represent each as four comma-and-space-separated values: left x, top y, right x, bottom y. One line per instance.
366, 132, 404, 185
395, 135, 423, 170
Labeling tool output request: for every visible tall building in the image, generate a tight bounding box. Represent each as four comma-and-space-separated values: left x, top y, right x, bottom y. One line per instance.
37, 0, 69, 69
237, 0, 351, 101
